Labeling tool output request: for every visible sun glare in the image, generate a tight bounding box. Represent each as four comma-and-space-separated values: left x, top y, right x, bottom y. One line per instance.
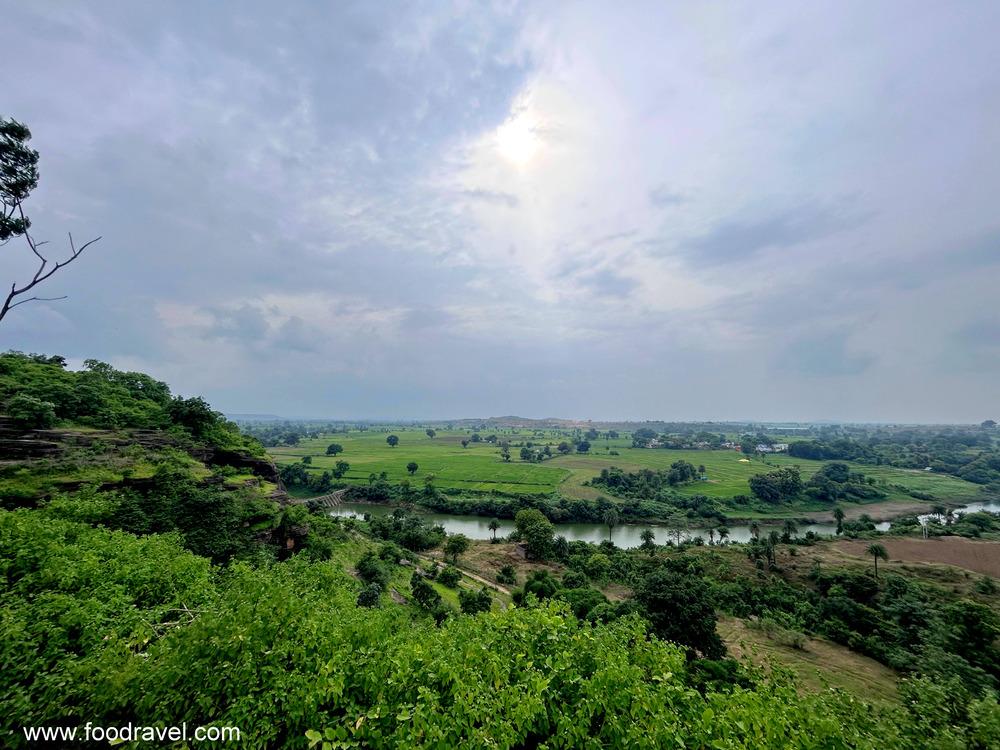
495, 113, 540, 167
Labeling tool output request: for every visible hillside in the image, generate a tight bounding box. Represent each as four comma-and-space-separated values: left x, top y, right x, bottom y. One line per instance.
2, 353, 1000, 748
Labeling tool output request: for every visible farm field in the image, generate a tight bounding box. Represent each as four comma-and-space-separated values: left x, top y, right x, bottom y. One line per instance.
270, 428, 988, 508
836, 537, 1000, 579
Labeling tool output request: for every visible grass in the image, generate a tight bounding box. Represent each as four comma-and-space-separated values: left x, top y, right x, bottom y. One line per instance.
718, 615, 900, 706
270, 429, 987, 509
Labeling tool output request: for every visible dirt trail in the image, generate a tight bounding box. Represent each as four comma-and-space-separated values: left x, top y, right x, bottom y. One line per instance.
414, 551, 511, 595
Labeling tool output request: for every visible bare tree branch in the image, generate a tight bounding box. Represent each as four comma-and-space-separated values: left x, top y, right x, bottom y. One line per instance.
1, 222, 101, 323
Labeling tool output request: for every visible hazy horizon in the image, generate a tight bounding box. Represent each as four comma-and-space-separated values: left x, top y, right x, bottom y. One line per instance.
4, 1, 999, 423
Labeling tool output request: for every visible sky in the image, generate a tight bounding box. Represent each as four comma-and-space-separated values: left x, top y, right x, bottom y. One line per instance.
2, 1, 998, 423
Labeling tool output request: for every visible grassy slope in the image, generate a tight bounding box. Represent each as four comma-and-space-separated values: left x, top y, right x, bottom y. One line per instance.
717, 615, 900, 707
271, 430, 986, 509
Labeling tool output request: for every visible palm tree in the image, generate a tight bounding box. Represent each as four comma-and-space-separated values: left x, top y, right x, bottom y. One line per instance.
782, 519, 798, 542
603, 507, 619, 540
640, 528, 656, 555
488, 518, 500, 541
867, 543, 889, 581
749, 521, 760, 540
717, 526, 730, 545
833, 507, 845, 535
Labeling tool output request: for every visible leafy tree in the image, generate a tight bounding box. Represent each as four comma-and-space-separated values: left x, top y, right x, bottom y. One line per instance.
834, 506, 845, 534
512, 570, 561, 604
301, 455, 312, 465
867, 543, 889, 581
356, 583, 382, 608
5, 393, 57, 428
438, 566, 462, 588
749, 467, 802, 504
426, 428, 436, 438
557, 442, 571, 454
167, 396, 220, 439
500, 447, 511, 462
496, 565, 516, 585
410, 571, 442, 610
514, 508, 554, 560
458, 587, 492, 615
386, 435, 399, 448
461, 439, 469, 448
356, 551, 390, 588
634, 563, 725, 659
583, 553, 611, 583
332, 460, 350, 478
325, 443, 344, 456
577, 440, 591, 453
407, 461, 418, 475
444, 533, 470, 563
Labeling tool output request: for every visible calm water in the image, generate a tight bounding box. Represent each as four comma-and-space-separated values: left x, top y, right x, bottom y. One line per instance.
328, 502, 891, 548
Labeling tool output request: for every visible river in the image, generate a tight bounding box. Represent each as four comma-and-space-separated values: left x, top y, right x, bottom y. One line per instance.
329, 499, 1000, 549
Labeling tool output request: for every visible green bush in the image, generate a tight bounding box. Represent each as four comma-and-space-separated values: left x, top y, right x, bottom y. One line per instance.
438, 566, 461, 588
5, 393, 57, 429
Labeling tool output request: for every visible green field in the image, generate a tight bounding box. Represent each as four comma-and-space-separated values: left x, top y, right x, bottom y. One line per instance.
270, 428, 987, 507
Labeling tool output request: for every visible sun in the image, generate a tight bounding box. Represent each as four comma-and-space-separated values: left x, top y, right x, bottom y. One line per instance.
495, 113, 540, 168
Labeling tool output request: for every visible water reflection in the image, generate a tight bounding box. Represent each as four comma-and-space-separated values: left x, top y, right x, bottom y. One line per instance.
328, 502, 898, 549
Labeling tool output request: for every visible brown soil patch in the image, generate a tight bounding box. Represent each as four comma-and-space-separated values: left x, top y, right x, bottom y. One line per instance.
453, 541, 565, 587
836, 537, 1000, 578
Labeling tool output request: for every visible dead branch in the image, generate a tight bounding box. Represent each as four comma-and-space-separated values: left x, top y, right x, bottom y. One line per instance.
1, 223, 101, 323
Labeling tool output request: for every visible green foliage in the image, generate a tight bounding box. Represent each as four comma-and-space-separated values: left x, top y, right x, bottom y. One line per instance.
356, 551, 391, 589
437, 566, 461, 588
112, 460, 278, 563
368, 510, 445, 552
0, 352, 261, 455
634, 559, 725, 659
496, 564, 517, 585
748, 467, 803, 504
356, 583, 382, 608
514, 508, 554, 560
457, 586, 491, 615
5, 393, 57, 428
0, 117, 39, 241
443, 532, 470, 562
5, 507, 1000, 747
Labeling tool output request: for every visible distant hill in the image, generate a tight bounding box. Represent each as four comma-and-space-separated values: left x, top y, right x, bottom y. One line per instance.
226, 413, 287, 422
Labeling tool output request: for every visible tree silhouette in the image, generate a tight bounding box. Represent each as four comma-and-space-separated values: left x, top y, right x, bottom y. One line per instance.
1, 118, 100, 323
867, 543, 889, 581
602, 507, 619, 540
833, 507, 845, 535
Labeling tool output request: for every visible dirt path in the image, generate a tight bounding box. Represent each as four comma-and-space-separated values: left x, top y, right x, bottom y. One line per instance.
414, 551, 511, 595
836, 536, 1000, 578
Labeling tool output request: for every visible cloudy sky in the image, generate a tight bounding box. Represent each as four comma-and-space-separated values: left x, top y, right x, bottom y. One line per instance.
3, 1, 998, 422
